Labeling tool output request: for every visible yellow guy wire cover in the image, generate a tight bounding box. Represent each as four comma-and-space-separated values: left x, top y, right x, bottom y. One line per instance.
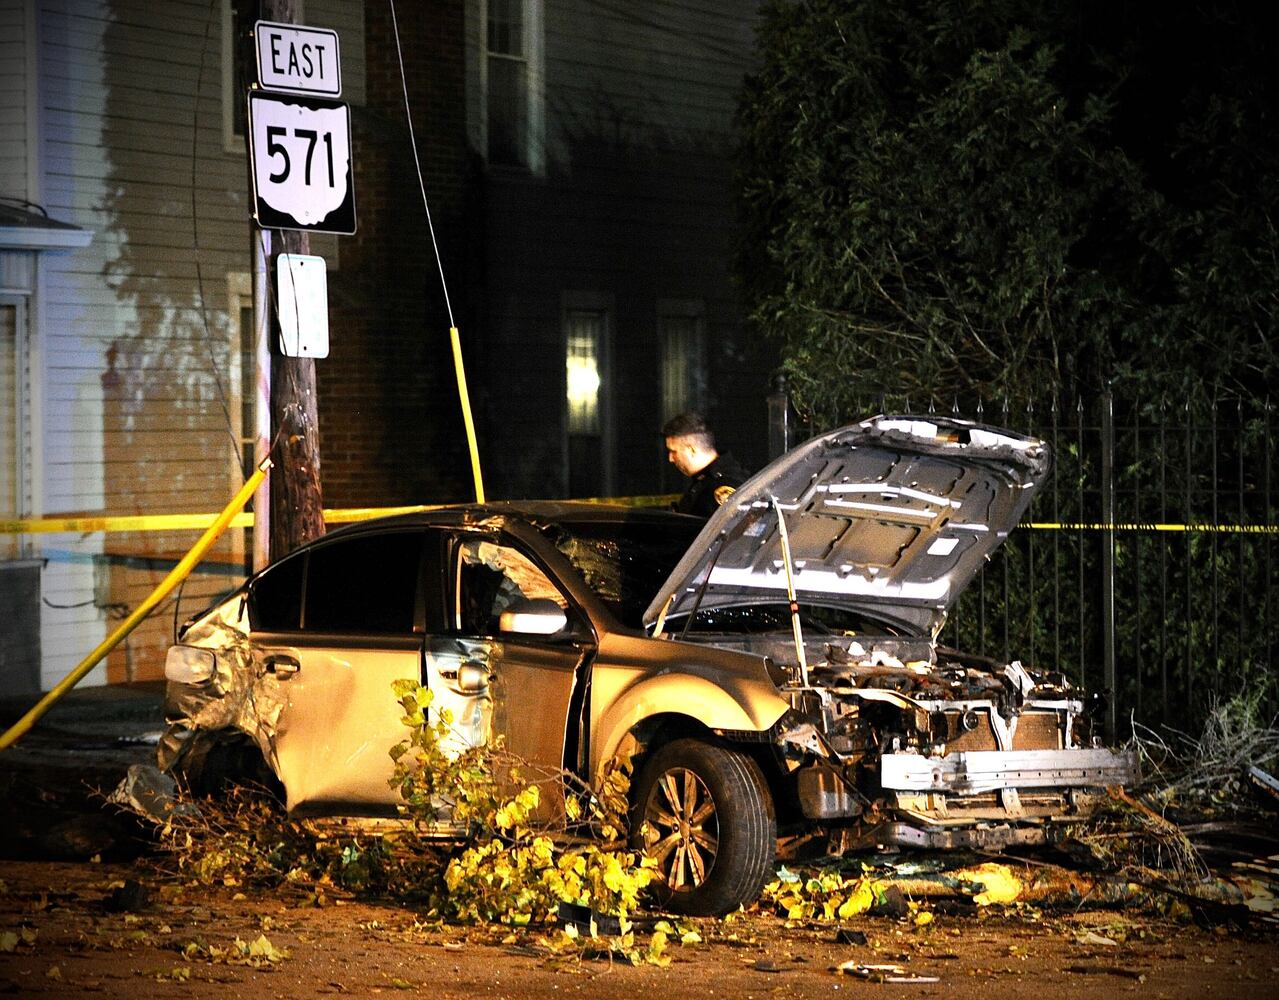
450, 325, 486, 504
0, 459, 271, 751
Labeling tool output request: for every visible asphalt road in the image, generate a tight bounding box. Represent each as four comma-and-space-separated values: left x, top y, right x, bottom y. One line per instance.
0, 682, 166, 860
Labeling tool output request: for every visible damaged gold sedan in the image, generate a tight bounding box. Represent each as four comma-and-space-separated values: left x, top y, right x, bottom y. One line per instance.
161, 415, 1137, 915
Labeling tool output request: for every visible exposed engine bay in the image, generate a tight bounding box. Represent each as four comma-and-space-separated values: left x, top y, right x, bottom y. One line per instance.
692, 630, 1132, 852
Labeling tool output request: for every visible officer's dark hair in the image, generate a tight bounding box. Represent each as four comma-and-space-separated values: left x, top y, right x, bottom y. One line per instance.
662, 411, 715, 449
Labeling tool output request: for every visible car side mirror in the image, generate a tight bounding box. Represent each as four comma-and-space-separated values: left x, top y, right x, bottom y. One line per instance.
498, 597, 568, 636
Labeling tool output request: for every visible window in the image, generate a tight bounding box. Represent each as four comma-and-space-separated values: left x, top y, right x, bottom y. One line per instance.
566, 311, 602, 436
304, 532, 426, 634
455, 537, 565, 635
226, 273, 255, 569
482, 0, 543, 170
249, 551, 306, 630
563, 296, 612, 497
548, 518, 705, 628
659, 303, 706, 421
223, 0, 307, 151
236, 301, 256, 483
222, 0, 252, 150
659, 302, 706, 486
0, 299, 19, 560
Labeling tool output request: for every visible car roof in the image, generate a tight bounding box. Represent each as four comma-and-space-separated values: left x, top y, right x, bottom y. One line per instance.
319, 500, 694, 543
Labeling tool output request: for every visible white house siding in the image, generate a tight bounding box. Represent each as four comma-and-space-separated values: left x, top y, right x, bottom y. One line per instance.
28, 0, 365, 688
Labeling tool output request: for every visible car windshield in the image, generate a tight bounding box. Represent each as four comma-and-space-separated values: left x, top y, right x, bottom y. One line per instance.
669, 603, 910, 636
545, 517, 704, 628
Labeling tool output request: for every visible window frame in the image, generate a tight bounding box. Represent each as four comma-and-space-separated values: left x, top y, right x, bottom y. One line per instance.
657, 298, 708, 486
448, 530, 580, 640
477, 0, 545, 174
0, 295, 27, 560
248, 527, 436, 637
561, 290, 615, 498
222, 0, 308, 155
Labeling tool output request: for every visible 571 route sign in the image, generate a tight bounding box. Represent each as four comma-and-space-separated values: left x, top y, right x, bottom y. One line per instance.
248, 90, 357, 235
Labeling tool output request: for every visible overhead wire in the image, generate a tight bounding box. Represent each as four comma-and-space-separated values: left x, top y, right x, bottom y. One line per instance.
388, 0, 486, 502
387, 0, 456, 328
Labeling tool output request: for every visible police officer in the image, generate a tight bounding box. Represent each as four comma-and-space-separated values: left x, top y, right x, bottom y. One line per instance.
662, 412, 748, 517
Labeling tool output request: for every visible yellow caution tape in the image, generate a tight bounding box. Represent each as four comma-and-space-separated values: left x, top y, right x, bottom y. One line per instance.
0, 505, 442, 535
0, 497, 678, 535
1, 512, 255, 535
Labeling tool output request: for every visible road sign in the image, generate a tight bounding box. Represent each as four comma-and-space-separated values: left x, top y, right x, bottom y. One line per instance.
276, 254, 329, 358
254, 20, 341, 97
247, 91, 356, 235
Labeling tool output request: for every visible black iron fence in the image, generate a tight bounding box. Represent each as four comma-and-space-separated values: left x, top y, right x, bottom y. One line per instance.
771, 388, 1278, 736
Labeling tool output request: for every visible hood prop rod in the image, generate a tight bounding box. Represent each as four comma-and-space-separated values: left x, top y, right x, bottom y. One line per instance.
772, 496, 810, 688
678, 525, 734, 641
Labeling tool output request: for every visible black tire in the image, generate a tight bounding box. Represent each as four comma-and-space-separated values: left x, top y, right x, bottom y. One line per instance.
172, 733, 282, 801
630, 738, 776, 916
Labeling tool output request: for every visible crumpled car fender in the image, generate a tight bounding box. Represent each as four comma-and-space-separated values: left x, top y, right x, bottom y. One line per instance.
158, 619, 285, 779
591, 667, 789, 781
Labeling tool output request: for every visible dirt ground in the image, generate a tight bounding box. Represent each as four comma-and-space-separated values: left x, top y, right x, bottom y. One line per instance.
2, 858, 1277, 1000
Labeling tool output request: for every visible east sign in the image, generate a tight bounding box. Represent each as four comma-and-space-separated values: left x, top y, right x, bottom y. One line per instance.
254, 21, 341, 97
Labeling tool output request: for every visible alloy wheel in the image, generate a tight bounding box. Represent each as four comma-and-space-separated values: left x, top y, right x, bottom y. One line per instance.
641, 766, 720, 891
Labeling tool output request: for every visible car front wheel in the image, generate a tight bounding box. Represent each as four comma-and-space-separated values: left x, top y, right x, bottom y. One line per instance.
631, 738, 776, 915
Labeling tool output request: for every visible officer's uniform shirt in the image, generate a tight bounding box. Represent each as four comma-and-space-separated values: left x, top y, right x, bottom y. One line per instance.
674, 453, 748, 518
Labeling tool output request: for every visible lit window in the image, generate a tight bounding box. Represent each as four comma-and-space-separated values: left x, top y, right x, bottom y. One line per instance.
566, 311, 602, 434
563, 297, 612, 498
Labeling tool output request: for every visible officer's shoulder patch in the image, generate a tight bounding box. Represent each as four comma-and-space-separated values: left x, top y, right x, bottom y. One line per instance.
713, 485, 736, 506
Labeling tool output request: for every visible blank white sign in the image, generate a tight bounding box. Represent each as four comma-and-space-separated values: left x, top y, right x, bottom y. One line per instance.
277, 253, 329, 358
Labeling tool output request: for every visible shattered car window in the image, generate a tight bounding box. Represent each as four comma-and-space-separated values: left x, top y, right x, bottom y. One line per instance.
547, 519, 703, 628
457, 539, 567, 634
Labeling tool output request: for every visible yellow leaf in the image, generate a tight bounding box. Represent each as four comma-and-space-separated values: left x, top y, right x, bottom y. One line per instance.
248, 933, 288, 963
959, 863, 1023, 906
837, 880, 874, 919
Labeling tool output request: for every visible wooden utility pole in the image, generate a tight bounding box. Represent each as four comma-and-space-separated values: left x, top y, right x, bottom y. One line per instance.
254, 0, 325, 562
268, 229, 325, 559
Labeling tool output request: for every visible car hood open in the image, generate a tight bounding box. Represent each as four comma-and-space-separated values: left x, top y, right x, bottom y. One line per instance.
644, 415, 1052, 637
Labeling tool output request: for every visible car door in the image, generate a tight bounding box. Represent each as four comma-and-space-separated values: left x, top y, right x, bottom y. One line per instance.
426, 532, 590, 823
256, 528, 436, 815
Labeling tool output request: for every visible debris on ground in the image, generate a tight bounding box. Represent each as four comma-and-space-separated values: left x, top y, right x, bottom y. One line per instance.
834, 961, 939, 983
107, 764, 201, 825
